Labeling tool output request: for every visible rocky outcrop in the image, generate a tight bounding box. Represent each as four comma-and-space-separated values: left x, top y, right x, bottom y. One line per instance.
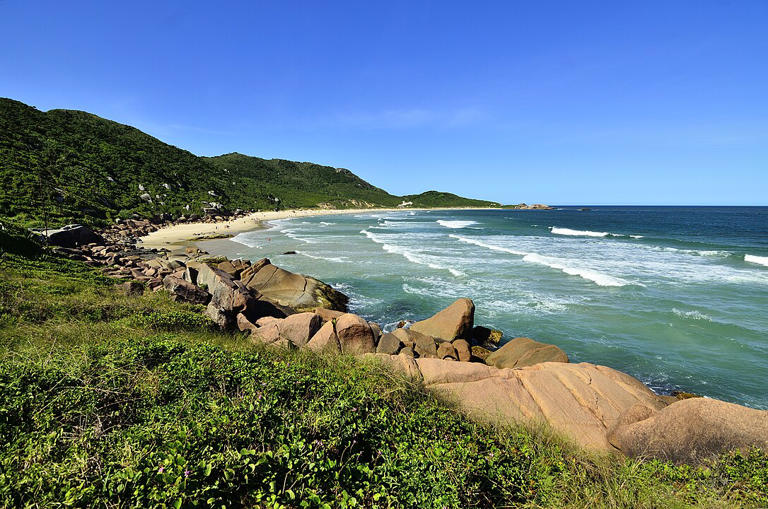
485, 337, 568, 369
242, 262, 348, 312
306, 321, 341, 353
377, 357, 668, 451
608, 398, 768, 463
162, 275, 210, 305
42, 224, 104, 248
410, 298, 474, 341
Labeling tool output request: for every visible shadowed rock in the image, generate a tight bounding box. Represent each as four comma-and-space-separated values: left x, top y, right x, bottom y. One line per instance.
335, 313, 375, 354
162, 275, 210, 305
306, 321, 341, 353
376, 332, 402, 355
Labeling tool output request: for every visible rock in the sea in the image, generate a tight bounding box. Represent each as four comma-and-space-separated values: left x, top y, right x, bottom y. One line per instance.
452, 339, 472, 362
44, 224, 104, 248
376, 332, 402, 355
485, 337, 568, 369
608, 398, 768, 463
162, 275, 210, 305
410, 298, 474, 341
472, 326, 503, 346
335, 313, 375, 354
306, 321, 341, 353
242, 262, 348, 312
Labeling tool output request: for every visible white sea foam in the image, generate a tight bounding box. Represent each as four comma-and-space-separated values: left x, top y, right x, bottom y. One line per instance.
522, 253, 630, 287
437, 220, 478, 229
281, 228, 317, 244
318, 221, 336, 226
296, 251, 347, 263
672, 308, 713, 322
550, 227, 645, 239
745, 254, 768, 267
449, 234, 528, 255
550, 227, 610, 237
231, 232, 261, 248
361, 230, 464, 276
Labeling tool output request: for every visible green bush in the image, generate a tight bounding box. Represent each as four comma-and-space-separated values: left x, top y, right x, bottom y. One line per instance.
130, 310, 216, 332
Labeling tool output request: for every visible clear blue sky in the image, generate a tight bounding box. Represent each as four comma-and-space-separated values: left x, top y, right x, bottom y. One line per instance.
2, 1, 767, 205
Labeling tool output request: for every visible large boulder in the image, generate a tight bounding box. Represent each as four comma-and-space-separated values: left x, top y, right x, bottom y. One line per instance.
452, 339, 472, 362
608, 398, 768, 463
376, 332, 402, 355
410, 298, 474, 341
44, 224, 104, 248
278, 312, 323, 348
306, 321, 341, 354
162, 275, 210, 305
335, 313, 375, 354
411, 359, 667, 451
485, 337, 568, 369
242, 262, 348, 312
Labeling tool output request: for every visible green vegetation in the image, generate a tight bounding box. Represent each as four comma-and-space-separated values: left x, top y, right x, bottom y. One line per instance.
403, 190, 499, 208
1, 229, 767, 507
0, 98, 499, 228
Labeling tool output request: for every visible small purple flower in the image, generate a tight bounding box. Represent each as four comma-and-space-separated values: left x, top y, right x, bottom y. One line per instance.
184, 469, 191, 478
351, 407, 358, 412
157, 465, 165, 474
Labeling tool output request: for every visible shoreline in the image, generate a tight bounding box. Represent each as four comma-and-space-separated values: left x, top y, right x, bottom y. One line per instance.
138, 207, 495, 250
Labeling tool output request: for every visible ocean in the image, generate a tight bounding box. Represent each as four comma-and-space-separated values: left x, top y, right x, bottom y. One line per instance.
202, 206, 768, 409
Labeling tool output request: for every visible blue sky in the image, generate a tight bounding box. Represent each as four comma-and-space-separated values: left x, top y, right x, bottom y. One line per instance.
1, 1, 767, 205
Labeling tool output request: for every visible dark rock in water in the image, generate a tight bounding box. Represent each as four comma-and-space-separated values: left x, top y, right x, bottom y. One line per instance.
120, 281, 144, 296
44, 224, 104, 248
485, 337, 568, 369
282, 250, 297, 255
472, 326, 503, 346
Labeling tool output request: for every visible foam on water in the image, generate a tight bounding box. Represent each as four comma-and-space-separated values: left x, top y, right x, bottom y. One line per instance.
361, 230, 464, 276
522, 253, 631, 287
745, 254, 768, 267
449, 234, 528, 255
437, 220, 479, 229
231, 232, 261, 248
672, 308, 713, 322
550, 226, 643, 239
296, 250, 347, 263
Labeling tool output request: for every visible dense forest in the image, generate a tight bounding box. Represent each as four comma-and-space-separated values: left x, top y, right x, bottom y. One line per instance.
0, 98, 499, 227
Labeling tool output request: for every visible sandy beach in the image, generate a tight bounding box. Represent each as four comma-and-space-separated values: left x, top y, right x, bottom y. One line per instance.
138, 208, 468, 250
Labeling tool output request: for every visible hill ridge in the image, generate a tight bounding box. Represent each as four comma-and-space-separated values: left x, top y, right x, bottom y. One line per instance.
0, 98, 499, 227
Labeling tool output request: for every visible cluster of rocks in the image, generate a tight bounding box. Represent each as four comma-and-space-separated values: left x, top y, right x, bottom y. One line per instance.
40, 222, 768, 464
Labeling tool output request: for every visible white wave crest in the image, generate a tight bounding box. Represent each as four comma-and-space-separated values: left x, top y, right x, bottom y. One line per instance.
522, 253, 630, 287
296, 251, 347, 263
672, 308, 713, 322
231, 232, 261, 248
281, 228, 317, 244
550, 227, 609, 237
449, 234, 528, 255
550, 227, 644, 239
437, 220, 478, 229
361, 230, 463, 276
745, 254, 768, 267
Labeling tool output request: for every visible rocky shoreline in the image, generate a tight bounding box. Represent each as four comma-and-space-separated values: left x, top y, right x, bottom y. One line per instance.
40, 217, 768, 464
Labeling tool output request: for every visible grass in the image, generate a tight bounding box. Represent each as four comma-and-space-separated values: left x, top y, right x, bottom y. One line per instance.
0, 246, 766, 508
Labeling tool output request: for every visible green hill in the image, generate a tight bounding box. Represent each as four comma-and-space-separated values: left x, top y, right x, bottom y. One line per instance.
0, 98, 499, 227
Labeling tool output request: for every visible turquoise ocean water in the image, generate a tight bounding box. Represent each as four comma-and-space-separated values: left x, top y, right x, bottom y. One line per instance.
202, 207, 768, 409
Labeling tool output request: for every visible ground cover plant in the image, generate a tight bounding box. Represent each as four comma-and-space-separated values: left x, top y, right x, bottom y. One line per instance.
0, 236, 766, 508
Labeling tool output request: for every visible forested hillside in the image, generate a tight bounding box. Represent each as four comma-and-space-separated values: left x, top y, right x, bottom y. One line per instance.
0, 98, 499, 227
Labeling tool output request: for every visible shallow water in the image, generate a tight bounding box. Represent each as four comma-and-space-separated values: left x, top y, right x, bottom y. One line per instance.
202, 207, 768, 409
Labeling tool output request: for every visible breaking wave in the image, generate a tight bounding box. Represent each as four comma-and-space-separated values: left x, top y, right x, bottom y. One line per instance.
437, 220, 478, 229
672, 308, 713, 322
296, 251, 347, 263
361, 230, 464, 277
745, 254, 768, 267
550, 227, 643, 239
